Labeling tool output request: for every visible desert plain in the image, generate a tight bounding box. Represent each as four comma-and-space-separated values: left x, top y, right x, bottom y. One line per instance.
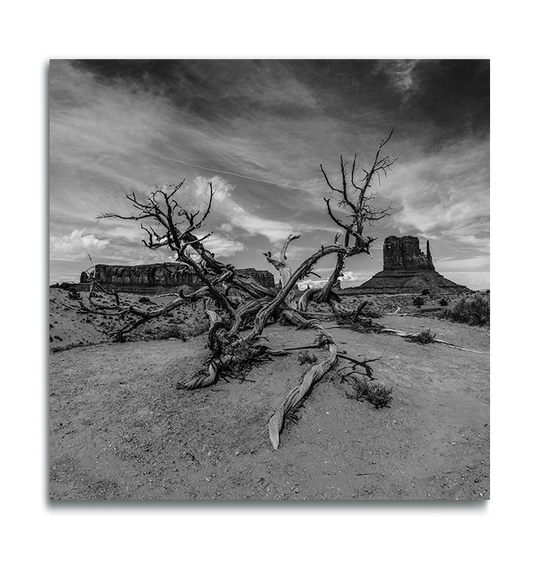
49, 287, 489, 500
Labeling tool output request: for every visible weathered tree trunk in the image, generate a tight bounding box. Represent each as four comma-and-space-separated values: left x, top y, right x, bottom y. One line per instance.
91, 130, 398, 448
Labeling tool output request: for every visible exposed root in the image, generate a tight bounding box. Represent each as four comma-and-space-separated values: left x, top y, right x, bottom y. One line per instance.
268, 320, 338, 450
178, 310, 273, 389
177, 354, 233, 389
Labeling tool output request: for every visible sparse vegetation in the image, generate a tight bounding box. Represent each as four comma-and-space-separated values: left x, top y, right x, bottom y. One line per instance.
442, 292, 490, 326
335, 312, 383, 333
359, 302, 383, 319
344, 376, 392, 409
408, 329, 435, 345
68, 288, 81, 300
439, 298, 449, 306
412, 296, 425, 308
297, 351, 318, 365
421, 288, 430, 296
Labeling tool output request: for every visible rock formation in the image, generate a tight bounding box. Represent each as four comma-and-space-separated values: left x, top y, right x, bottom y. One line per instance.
80, 263, 275, 292
348, 236, 471, 294
383, 236, 435, 271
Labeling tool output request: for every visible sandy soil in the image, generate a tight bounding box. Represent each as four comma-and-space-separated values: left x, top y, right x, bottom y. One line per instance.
49, 290, 489, 500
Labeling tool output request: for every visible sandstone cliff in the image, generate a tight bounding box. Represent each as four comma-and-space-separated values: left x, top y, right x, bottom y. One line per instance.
80, 263, 275, 291
350, 236, 470, 294
383, 236, 435, 271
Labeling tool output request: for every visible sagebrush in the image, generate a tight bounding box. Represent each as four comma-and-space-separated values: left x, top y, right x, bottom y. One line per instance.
344, 377, 392, 409
443, 292, 490, 326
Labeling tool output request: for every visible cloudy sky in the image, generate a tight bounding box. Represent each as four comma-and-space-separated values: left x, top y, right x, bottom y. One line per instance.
50, 59, 489, 289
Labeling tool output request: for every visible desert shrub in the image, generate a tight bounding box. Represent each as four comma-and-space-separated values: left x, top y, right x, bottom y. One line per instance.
360, 303, 383, 319
68, 288, 81, 300
412, 296, 425, 308
443, 292, 490, 326
344, 377, 392, 409
408, 329, 435, 344
336, 313, 360, 328
336, 313, 383, 333
439, 298, 449, 306
421, 288, 430, 296
297, 351, 318, 365
139, 296, 152, 304
152, 326, 187, 341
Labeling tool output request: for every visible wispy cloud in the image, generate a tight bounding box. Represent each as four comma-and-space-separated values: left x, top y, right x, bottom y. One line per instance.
203, 234, 245, 257
379, 137, 489, 247
435, 256, 490, 272
50, 60, 489, 289
375, 60, 420, 100
192, 176, 332, 245
440, 271, 490, 289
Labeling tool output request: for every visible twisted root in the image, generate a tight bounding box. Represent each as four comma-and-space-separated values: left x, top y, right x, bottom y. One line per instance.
268, 319, 338, 449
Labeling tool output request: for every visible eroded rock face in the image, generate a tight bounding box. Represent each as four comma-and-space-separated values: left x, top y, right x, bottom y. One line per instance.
383, 236, 435, 271
80, 263, 275, 289
350, 235, 470, 294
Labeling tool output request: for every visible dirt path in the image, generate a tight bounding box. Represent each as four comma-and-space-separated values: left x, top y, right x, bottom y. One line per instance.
49, 315, 489, 500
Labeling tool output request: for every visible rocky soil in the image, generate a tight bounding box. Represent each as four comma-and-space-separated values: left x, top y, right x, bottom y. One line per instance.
49, 288, 489, 500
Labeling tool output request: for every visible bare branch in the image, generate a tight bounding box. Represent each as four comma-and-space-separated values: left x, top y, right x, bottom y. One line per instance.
84, 131, 398, 450
318, 164, 343, 194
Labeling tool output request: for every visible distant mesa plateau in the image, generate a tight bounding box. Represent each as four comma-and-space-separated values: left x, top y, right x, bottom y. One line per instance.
345, 235, 471, 295
74, 262, 276, 293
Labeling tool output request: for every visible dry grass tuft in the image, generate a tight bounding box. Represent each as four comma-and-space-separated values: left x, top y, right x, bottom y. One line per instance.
343, 376, 392, 409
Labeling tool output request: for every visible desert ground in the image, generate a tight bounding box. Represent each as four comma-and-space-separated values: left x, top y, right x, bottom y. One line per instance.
49, 288, 489, 500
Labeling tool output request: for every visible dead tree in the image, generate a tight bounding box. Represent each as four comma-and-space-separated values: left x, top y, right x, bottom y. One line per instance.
314, 128, 397, 306
90, 131, 397, 448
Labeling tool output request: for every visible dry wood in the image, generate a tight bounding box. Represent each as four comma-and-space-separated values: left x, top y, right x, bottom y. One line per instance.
380, 328, 489, 354
83, 132, 403, 448
268, 319, 338, 449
